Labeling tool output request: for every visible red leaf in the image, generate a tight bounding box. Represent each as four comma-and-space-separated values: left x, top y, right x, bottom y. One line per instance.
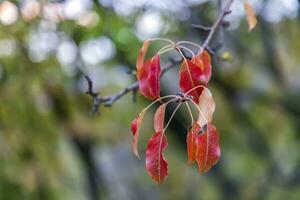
179, 51, 212, 102
187, 122, 201, 164
196, 123, 220, 173
197, 87, 215, 127
131, 118, 138, 135
131, 109, 146, 159
154, 103, 166, 132
244, 0, 257, 31
179, 60, 205, 102
137, 54, 161, 100
146, 131, 168, 183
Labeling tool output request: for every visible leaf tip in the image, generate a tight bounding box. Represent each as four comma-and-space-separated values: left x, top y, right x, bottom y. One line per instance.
244, 0, 257, 31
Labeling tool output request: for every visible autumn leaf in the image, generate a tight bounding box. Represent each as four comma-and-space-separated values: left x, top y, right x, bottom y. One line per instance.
244, 0, 257, 31
187, 122, 202, 164
146, 131, 168, 183
197, 87, 215, 127
179, 60, 205, 102
179, 51, 212, 103
131, 118, 138, 136
191, 50, 212, 82
154, 103, 167, 133
145, 103, 168, 183
136, 40, 161, 100
196, 123, 220, 173
131, 109, 146, 159
137, 54, 161, 100
136, 40, 151, 71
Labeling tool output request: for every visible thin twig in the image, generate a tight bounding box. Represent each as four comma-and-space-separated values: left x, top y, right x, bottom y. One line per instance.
85, 57, 182, 113
85, 75, 99, 97
201, 0, 234, 50
101, 82, 139, 106
85, 76, 101, 114
191, 24, 212, 31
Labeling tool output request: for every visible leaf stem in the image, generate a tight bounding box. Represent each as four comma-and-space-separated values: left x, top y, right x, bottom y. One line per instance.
185, 101, 194, 123
184, 85, 207, 97
150, 38, 175, 45
163, 102, 182, 132
177, 41, 203, 52
188, 100, 209, 125
158, 45, 176, 55
143, 95, 178, 112
178, 45, 195, 57
176, 47, 188, 61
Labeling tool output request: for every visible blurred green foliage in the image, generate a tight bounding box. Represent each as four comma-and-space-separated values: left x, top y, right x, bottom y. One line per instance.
0, 0, 300, 200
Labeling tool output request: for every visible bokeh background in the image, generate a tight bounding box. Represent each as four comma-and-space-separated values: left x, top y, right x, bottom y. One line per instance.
0, 0, 300, 199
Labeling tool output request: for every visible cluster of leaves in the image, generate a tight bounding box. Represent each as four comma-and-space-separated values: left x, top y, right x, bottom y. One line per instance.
129, 0, 257, 184
131, 38, 219, 183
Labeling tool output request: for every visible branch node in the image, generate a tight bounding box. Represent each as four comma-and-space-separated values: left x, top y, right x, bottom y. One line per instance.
85, 75, 102, 115
85, 76, 99, 97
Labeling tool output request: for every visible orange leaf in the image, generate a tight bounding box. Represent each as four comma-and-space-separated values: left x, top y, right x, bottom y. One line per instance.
187, 122, 202, 164
136, 40, 151, 72
131, 109, 146, 159
197, 87, 215, 127
244, 0, 257, 31
196, 123, 220, 173
146, 131, 168, 183
192, 50, 212, 79
154, 104, 167, 133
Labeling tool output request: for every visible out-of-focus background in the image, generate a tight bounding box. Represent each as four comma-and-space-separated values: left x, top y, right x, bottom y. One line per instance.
0, 0, 300, 199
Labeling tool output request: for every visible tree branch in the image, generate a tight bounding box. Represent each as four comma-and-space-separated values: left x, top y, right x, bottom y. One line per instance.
201, 0, 234, 50
85, 57, 182, 114
85, 0, 234, 113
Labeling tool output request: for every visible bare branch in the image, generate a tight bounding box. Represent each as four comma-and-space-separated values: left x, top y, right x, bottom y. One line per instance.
85, 76, 101, 114
85, 57, 182, 114
101, 82, 139, 107
85, 75, 99, 97
202, 0, 234, 50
